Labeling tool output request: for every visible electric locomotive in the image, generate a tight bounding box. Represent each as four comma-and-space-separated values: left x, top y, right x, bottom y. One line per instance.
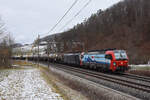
80, 49, 129, 72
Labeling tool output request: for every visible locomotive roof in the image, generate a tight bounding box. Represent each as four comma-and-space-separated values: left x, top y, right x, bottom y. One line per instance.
114, 50, 126, 53
86, 51, 105, 54
88, 48, 116, 52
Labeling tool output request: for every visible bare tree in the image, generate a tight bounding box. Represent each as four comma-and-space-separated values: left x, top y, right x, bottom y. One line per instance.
0, 17, 14, 68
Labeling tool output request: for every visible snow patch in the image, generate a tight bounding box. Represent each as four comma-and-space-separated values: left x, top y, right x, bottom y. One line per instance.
0, 69, 63, 100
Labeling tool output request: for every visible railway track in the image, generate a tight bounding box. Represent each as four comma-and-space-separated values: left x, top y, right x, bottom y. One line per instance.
120, 73, 150, 83
50, 63, 150, 93
51, 63, 150, 83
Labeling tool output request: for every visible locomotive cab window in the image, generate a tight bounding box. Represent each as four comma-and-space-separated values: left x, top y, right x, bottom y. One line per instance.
114, 50, 127, 60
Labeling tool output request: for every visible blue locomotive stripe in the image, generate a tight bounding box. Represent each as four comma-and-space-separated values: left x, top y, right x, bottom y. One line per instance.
82, 55, 111, 65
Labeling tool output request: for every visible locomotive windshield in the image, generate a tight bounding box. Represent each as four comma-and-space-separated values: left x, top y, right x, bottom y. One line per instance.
114, 50, 127, 60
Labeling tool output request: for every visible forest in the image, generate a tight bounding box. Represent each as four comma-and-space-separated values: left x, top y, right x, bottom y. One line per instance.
43, 0, 150, 64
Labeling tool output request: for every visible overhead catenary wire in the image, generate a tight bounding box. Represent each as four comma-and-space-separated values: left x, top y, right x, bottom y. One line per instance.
41, 0, 79, 37
59, 0, 92, 31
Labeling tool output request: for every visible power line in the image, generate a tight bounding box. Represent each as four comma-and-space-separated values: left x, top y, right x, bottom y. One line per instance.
59, 0, 92, 31
41, 0, 79, 37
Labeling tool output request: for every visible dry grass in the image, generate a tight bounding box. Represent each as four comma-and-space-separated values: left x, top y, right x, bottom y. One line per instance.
39, 67, 69, 100
0, 66, 7, 70
12, 60, 35, 66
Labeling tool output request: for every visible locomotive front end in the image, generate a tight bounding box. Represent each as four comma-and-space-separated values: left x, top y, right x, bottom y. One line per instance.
113, 50, 129, 72
106, 50, 129, 72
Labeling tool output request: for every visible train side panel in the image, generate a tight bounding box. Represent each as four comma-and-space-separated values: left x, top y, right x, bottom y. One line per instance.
81, 53, 111, 70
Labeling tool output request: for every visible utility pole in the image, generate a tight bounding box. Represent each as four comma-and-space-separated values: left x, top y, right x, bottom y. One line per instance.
47, 41, 50, 68
37, 34, 40, 68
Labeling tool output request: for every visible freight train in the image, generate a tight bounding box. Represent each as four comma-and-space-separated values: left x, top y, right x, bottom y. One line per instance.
13, 48, 129, 72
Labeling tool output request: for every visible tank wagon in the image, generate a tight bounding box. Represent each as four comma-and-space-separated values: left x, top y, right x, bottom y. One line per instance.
63, 49, 129, 72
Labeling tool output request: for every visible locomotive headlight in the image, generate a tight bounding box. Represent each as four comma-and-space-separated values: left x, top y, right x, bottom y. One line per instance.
113, 62, 116, 66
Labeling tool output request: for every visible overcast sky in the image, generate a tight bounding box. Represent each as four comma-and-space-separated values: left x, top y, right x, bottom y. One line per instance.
0, 0, 121, 44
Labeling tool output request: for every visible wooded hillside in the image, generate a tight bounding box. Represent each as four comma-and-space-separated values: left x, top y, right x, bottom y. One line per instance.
43, 0, 150, 64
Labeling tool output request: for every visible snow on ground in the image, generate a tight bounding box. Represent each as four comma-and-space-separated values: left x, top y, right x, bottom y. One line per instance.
129, 64, 150, 70
0, 68, 64, 100
130, 64, 150, 67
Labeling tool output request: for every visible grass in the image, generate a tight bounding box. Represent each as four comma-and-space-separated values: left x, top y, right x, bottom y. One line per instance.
12, 60, 35, 66
0, 60, 37, 70
0, 67, 8, 70
11, 60, 39, 69
39, 67, 69, 100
